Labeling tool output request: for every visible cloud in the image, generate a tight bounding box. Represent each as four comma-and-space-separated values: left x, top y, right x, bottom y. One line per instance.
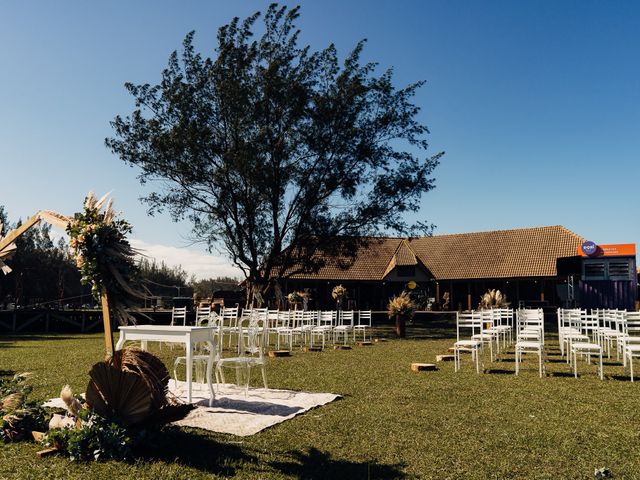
130, 239, 242, 281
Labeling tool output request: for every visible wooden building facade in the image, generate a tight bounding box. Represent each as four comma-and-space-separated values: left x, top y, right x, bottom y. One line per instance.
281, 226, 638, 311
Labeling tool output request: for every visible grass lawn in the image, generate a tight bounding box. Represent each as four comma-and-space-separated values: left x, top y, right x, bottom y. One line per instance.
1, 324, 640, 479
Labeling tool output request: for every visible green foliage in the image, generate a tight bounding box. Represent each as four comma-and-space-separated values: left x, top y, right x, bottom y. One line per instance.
106, 4, 442, 299
0, 374, 49, 442
138, 258, 189, 289
0, 207, 84, 308
46, 409, 132, 462
190, 276, 240, 298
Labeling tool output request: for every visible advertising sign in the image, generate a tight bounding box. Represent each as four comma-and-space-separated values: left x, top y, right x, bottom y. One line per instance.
576, 242, 636, 258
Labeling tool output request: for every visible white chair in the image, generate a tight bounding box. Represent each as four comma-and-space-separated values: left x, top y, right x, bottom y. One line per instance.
266, 310, 280, 345
173, 319, 222, 389
492, 308, 513, 348
624, 341, 640, 382
170, 306, 187, 326
310, 311, 334, 349
195, 305, 211, 326
220, 306, 239, 349
474, 309, 499, 360
621, 312, 640, 367
275, 310, 293, 350
162, 306, 189, 350
216, 313, 269, 396
600, 309, 626, 360
334, 310, 354, 345
354, 310, 372, 342
453, 312, 482, 374
288, 310, 308, 348
561, 309, 589, 364
570, 313, 603, 380
557, 308, 581, 358
515, 309, 545, 377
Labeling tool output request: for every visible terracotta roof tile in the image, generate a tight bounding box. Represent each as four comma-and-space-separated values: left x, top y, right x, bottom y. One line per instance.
409, 225, 584, 280
287, 226, 584, 281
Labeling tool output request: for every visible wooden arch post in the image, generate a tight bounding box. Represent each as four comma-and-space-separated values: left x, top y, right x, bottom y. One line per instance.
101, 288, 115, 356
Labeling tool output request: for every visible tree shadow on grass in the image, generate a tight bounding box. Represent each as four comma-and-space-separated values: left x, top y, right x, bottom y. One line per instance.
269, 447, 409, 480
0, 334, 79, 341
136, 426, 255, 477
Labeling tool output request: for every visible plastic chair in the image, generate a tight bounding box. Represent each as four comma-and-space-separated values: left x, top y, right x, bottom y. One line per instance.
173, 319, 222, 392
216, 314, 268, 396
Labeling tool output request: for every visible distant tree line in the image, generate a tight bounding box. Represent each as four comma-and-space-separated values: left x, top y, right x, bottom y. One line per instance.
0, 206, 240, 309
0, 206, 85, 308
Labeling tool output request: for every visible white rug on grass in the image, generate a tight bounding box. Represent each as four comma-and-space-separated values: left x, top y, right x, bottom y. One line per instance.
44, 381, 340, 437
171, 381, 340, 436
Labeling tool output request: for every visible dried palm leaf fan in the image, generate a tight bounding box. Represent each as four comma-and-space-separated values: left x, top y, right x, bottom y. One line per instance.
86, 348, 193, 427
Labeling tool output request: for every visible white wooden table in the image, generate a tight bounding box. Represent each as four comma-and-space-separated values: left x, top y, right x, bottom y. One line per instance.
115, 325, 217, 405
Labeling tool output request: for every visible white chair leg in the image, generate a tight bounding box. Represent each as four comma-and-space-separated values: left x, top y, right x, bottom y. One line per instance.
454, 348, 459, 372
538, 349, 543, 378
599, 351, 603, 380
573, 350, 578, 378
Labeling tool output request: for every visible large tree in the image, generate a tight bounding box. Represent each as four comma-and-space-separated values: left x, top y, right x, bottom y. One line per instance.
107, 4, 443, 304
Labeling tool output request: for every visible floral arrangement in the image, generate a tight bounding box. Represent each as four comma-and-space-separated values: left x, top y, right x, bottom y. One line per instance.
287, 290, 310, 303
331, 285, 347, 300
67, 192, 143, 325
387, 292, 416, 319
478, 289, 510, 309
43, 348, 192, 461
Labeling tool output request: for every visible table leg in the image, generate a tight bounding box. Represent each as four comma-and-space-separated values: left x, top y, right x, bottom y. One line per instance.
206, 334, 216, 407
186, 340, 193, 404
141, 340, 148, 351
115, 333, 125, 351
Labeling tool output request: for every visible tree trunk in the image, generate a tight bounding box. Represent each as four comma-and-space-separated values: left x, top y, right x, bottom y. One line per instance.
395, 315, 406, 338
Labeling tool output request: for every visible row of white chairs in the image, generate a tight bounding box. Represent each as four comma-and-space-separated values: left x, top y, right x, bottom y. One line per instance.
558, 308, 640, 380
177, 306, 374, 351
454, 308, 548, 377
173, 311, 270, 397
453, 308, 515, 374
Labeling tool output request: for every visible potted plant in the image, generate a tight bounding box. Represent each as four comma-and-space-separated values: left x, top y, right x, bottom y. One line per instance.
387, 292, 415, 338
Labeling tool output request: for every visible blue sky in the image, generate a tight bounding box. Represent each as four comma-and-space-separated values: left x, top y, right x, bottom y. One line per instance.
1, 1, 638, 279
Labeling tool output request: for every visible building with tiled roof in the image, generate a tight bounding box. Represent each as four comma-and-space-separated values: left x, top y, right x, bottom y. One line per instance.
281, 226, 637, 311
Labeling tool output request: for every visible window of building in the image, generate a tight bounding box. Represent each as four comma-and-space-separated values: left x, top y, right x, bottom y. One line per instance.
584, 261, 606, 280
583, 258, 634, 281
608, 260, 632, 280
